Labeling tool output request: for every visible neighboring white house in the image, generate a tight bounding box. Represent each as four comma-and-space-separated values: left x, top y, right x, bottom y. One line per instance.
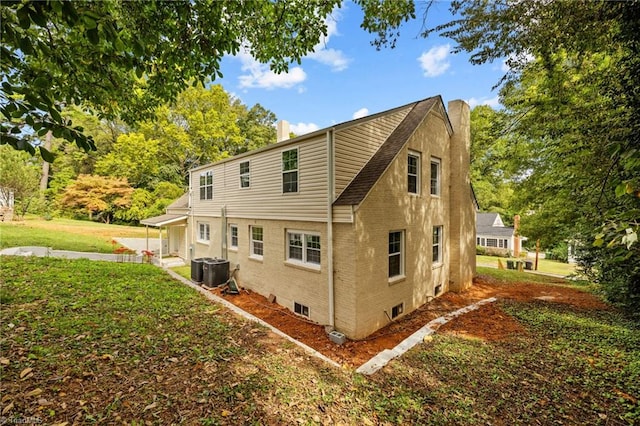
476, 212, 526, 256
144, 96, 477, 339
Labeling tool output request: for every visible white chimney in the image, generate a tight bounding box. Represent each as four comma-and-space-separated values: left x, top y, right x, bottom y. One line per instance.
277, 120, 290, 143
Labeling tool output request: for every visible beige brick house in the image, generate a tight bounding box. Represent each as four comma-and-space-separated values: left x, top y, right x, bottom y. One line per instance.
146, 96, 476, 339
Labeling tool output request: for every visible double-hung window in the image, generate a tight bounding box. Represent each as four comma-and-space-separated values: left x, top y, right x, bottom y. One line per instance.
388, 231, 404, 279
430, 157, 441, 196
408, 151, 421, 194
239, 161, 250, 188
250, 226, 264, 258
287, 231, 321, 266
199, 170, 213, 200
432, 226, 443, 264
282, 148, 298, 193
197, 222, 210, 243
229, 224, 238, 249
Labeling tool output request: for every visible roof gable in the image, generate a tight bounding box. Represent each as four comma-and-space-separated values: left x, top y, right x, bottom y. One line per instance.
333, 97, 439, 206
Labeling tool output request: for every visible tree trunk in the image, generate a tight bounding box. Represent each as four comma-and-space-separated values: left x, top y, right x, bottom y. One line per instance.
39, 130, 53, 191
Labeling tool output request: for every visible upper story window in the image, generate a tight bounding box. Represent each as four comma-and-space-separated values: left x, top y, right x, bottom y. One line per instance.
430, 157, 441, 196
408, 151, 421, 194
250, 226, 264, 259
199, 170, 213, 200
388, 231, 404, 279
197, 222, 210, 243
282, 148, 298, 193
433, 226, 443, 264
239, 161, 250, 188
287, 231, 321, 266
229, 224, 238, 249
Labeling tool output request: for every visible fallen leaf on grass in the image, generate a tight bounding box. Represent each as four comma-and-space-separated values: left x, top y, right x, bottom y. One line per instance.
0, 357, 9, 365
2, 401, 14, 414
143, 401, 157, 412
101, 354, 114, 361
20, 367, 33, 379
221, 410, 232, 417
38, 398, 52, 406
25, 388, 43, 397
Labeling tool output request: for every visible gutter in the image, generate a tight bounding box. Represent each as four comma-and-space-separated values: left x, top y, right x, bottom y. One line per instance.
326, 129, 335, 329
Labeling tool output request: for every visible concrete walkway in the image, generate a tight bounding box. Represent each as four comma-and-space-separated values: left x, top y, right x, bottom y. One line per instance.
356, 297, 498, 375
0, 246, 142, 262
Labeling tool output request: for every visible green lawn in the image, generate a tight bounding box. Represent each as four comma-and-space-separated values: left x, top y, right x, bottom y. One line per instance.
1, 256, 637, 425
0, 216, 159, 253
477, 254, 576, 276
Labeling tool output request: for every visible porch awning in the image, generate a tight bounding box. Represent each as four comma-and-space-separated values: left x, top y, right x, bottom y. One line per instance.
140, 214, 187, 227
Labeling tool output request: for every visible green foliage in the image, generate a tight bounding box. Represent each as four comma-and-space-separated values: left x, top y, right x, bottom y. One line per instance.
115, 183, 184, 223
139, 84, 242, 182
470, 106, 517, 215
95, 132, 161, 188
1, 0, 350, 160
233, 102, 277, 154
428, 0, 640, 312
0, 145, 40, 218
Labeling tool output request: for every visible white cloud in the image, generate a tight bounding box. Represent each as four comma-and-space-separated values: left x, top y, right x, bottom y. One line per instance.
236, 49, 307, 90
418, 44, 451, 77
305, 12, 350, 71
307, 48, 350, 71
467, 96, 500, 109
290, 122, 320, 136
352, 108, 369, 119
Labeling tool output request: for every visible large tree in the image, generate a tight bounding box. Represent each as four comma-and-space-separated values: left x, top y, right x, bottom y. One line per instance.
426, 0, 639, 313
1, 0, 412, 161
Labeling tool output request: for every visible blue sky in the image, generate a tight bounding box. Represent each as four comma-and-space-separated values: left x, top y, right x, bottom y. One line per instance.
216, 2, 506, 135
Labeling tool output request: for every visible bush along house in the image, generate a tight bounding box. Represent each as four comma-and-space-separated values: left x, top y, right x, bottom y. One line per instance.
145, 96, 476, 339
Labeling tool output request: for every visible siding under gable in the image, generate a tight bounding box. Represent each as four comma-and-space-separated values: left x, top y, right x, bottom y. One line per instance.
334, 105, 413, 198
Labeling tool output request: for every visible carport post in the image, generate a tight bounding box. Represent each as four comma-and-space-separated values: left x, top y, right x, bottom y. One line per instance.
158, 228, 163, 262
145, 225, 149, 251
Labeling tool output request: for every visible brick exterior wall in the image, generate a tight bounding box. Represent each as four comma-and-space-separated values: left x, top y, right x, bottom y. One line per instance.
335, 111, 454, 339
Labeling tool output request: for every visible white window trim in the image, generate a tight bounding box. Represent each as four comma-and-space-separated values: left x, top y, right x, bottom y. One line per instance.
281, 147, 299, 194
408, 150, 421, 195
432, 225, 443, 266
430, 157, 441, 197
229, 224, 238, 251
294, 302, 310, 318
285, 230, 321, 270
199, 170, 213, 200
239, 161, 251, 189
388, 230, 405, 282
197, 222, 210, 244
249, 225, 264, 260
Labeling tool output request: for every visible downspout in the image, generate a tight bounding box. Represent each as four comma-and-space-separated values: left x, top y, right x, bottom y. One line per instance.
189, 172, 195, 261
221, 205, 227, 259
326, 129, 335, 329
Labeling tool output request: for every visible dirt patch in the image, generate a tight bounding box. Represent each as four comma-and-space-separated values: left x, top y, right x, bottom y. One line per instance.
210, 274, 608, 367
438, 303, 528, 341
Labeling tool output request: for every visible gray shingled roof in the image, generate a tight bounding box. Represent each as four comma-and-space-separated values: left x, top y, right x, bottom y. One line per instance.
333, 97, 439, 206
477, 213, 515, 237
166, 193, 189, 210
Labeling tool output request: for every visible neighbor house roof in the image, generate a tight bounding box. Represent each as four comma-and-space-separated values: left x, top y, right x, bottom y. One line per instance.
476, 212, 514, 238
334, 97, 439, 206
